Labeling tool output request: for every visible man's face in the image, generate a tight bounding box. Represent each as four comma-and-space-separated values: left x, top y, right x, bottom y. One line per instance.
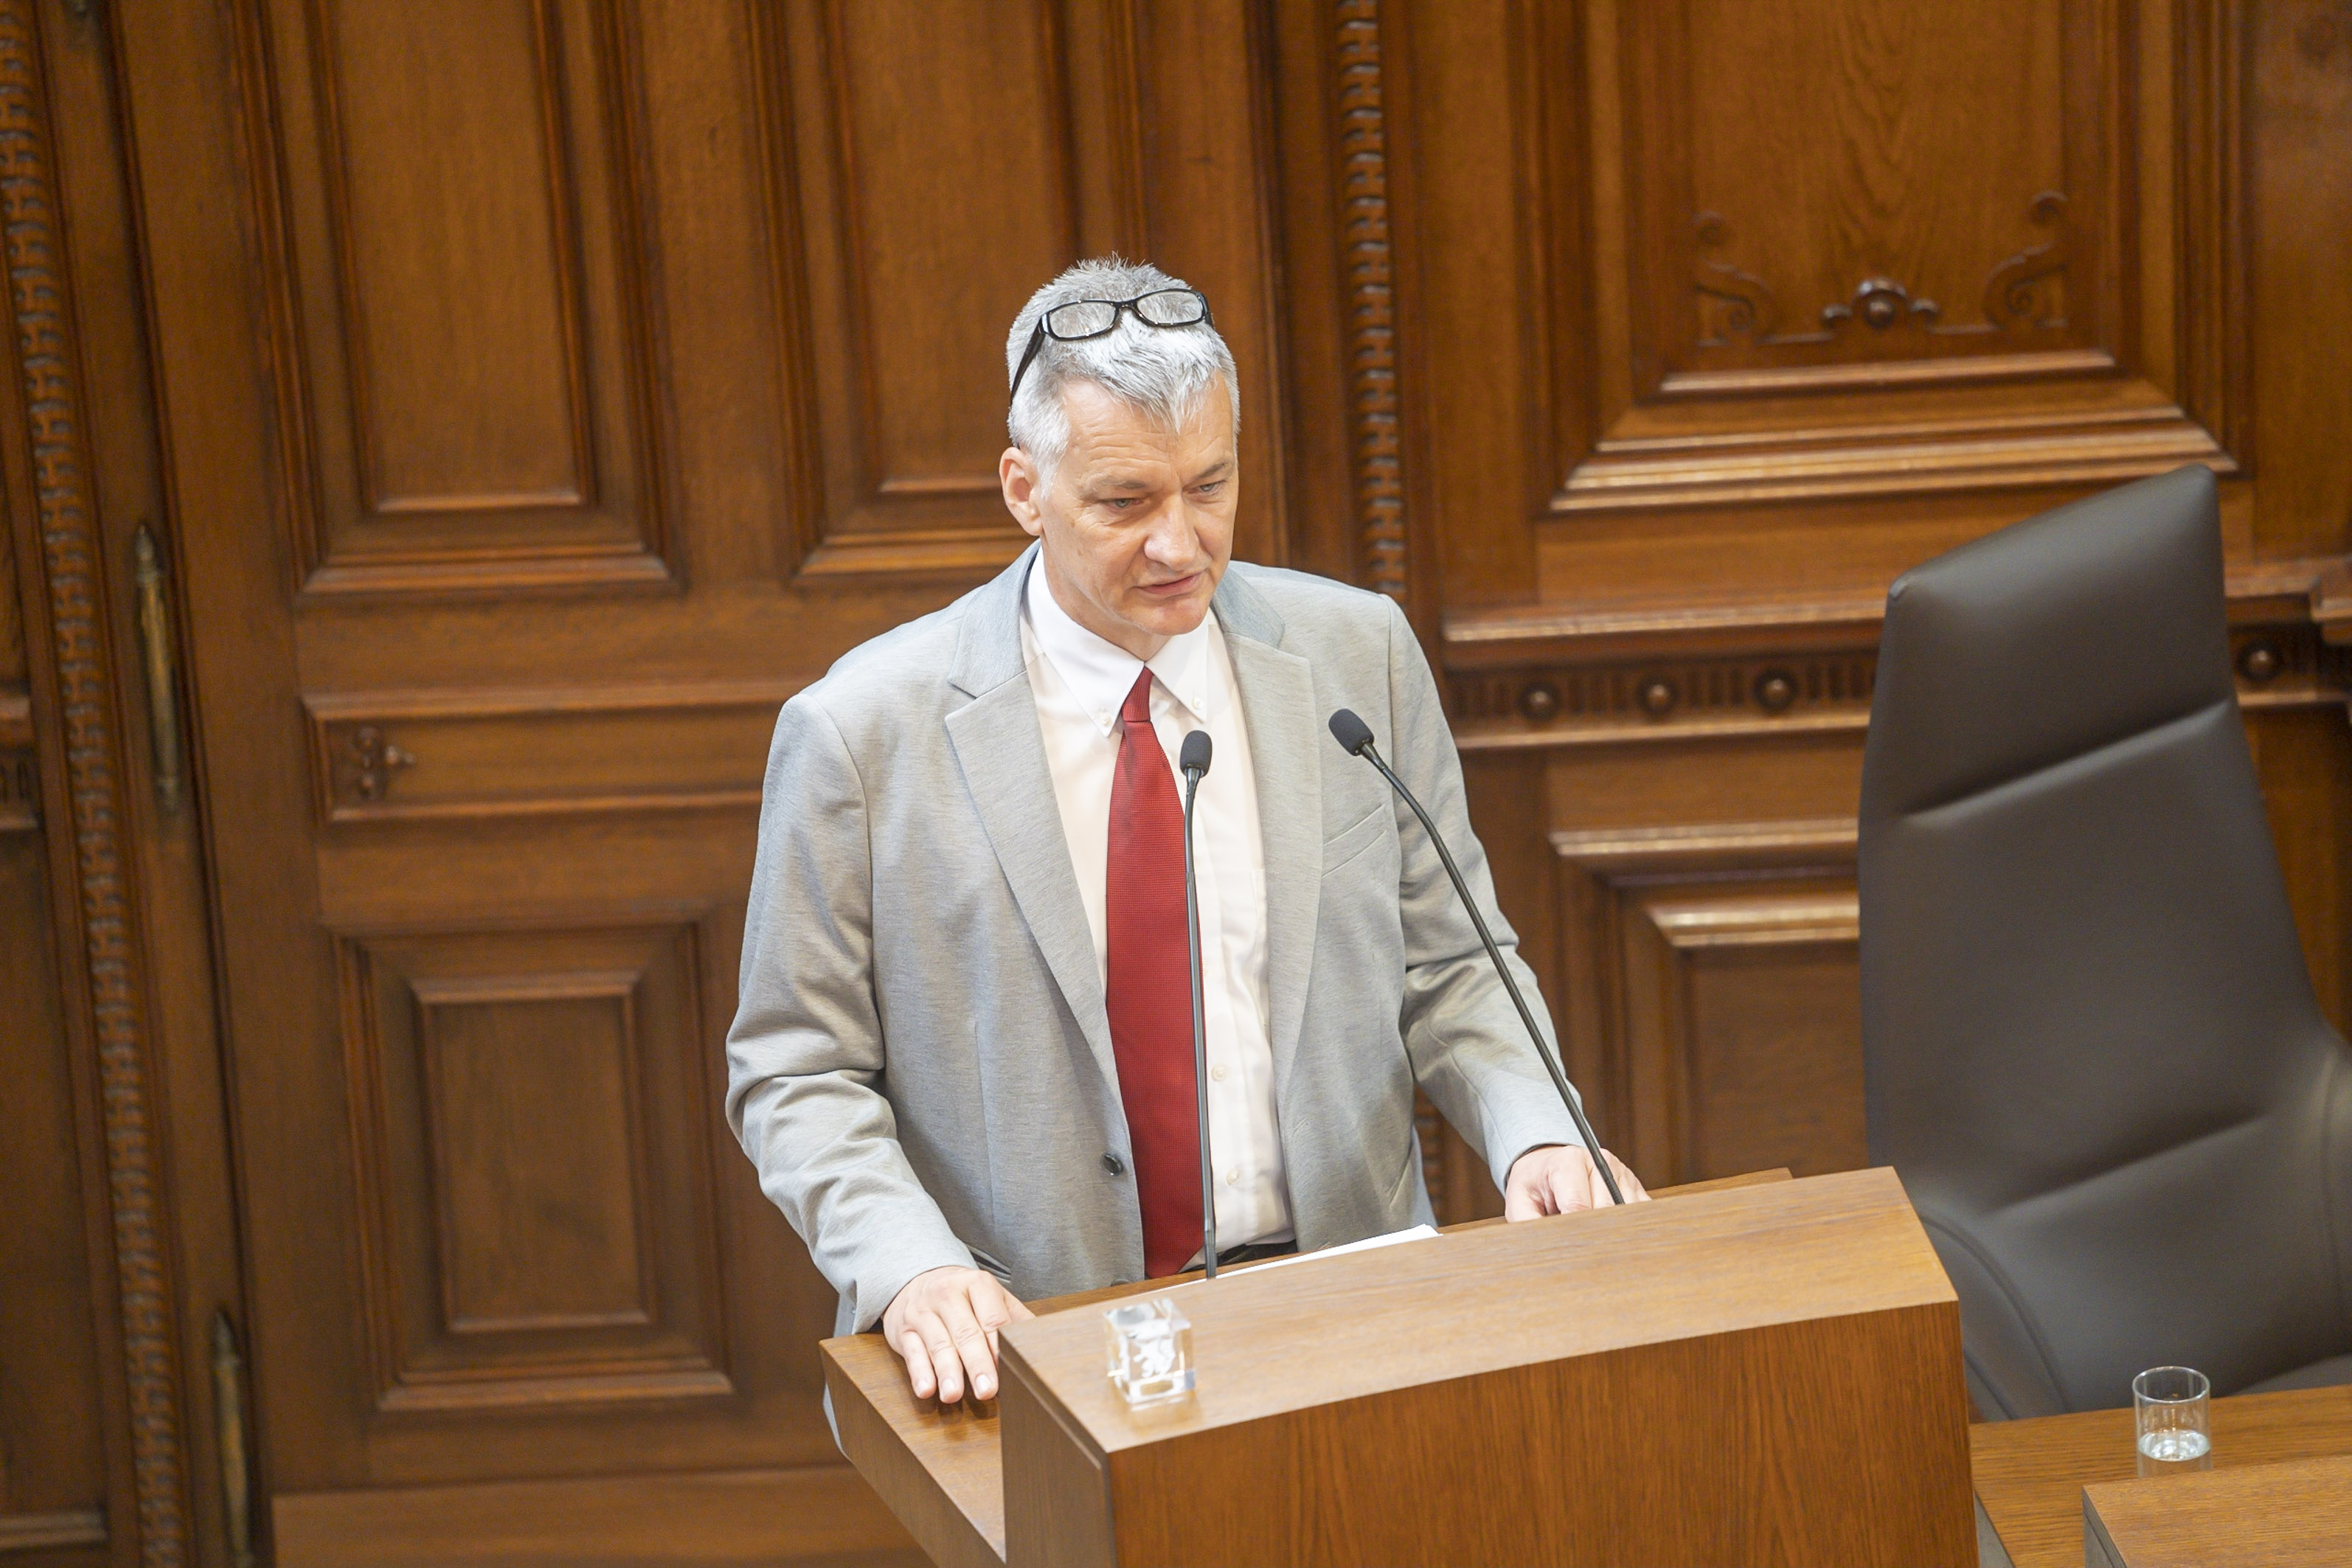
1000, 378, 1238, 659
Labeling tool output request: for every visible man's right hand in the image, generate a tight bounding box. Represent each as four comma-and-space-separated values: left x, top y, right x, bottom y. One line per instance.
881, 1265, 1034, 1404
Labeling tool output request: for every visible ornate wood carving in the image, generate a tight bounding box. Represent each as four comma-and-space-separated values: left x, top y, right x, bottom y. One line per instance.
0, 3, 188, 1559
1449, 651, 1879, 751
1336, 0, 1406, 600
1979, 190, 2072, 329
1447, 620, 2352, 754
1696, 192, 2072, 344
1691, 213, 1780, 344
1547, 1, 2241, 516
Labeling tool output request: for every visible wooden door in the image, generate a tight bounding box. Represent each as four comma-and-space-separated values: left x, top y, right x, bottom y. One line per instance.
106, 0, 1297, 1558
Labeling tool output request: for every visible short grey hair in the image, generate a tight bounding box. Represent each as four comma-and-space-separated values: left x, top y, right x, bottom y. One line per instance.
1005, 257, 1238, 488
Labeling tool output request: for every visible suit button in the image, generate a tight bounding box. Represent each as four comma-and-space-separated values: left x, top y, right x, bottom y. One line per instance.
1103, 1153, 1125, 1174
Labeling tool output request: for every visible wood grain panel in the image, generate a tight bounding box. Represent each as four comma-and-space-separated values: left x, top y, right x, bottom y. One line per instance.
765, 0, 1131, 578
1668, 0, 2082, 372
1973, 1384, 2352, 1568
1621, 879, 1865, 1184
257, 0, 670, 594
2085, 1454, 2352, 1567
302, 681, 793, 824
2249, 0, 2352, 559
271, 1463, 923, 1568
1398, 0, 2256, 625
336, 918, 729, 1412
999, 1170, 1974, 1568
417, 974, 651, 1333
1563, 0, 2234, 513
1558, 821, 1864, 1187
0, 513, 19, 683
320, 0, 592, 514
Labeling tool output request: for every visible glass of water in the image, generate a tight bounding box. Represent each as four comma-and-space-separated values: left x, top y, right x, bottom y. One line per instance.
2133, 1366, 2212, 1476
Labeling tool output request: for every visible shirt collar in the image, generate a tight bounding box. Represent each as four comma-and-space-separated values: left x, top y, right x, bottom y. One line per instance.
1023, 555, 1216, 737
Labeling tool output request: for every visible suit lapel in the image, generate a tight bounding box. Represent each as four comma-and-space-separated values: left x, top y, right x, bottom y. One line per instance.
1216, 572, 1321, 1100
944, 547, 1122, 1097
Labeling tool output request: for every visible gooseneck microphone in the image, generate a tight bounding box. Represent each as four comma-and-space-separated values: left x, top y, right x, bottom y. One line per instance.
1179, 729, 1220, 1276
1326, 709, 1625, 1205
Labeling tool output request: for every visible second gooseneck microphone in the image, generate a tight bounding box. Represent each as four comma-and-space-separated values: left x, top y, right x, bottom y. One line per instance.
1325, 708, 1625, 1205
1179, 729, 1219, 1276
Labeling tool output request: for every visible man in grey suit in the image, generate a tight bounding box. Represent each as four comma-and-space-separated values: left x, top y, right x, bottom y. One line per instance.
727, 258, 1645, 1409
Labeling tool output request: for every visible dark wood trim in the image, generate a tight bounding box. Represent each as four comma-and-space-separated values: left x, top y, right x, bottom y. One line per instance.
0, 4, 190, 1561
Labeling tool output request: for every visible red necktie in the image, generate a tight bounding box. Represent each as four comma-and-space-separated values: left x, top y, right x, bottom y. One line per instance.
1104, 667, 1204, 1277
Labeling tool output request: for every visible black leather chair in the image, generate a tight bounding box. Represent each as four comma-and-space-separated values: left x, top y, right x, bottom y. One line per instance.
1859, 464, 2352, 1420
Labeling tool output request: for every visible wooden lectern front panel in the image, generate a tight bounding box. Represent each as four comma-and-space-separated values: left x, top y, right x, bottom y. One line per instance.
998, 1169, 1973, 1567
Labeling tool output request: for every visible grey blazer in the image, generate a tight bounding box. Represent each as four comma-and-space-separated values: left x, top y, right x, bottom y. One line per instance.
726, 547, 1588, 1335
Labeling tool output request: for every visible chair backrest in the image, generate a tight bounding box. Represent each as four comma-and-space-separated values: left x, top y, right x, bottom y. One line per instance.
1859, 465, 2352, 1418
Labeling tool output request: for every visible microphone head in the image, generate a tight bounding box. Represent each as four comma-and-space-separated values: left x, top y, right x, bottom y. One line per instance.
1327, 708, 1376, 756
1180, 729, 1213, 777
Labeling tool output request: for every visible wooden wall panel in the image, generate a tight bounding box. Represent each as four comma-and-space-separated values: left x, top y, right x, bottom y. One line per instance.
1614, 877, 1864, 1185
1554, 817, 1863, 1187
336, 921, 729, 1414
2249, 0, 2352, 563
0, 502, 19, 684
1673, 0, 2077, 370
18, 0, 2344, 1560
0, 801, 111, 1560
257, 0, 671, 594
806, 2, 1082, 490
1541, 0, 2230, 565
1402, 0, 2352, 1230
766, 0, 1107, 577
763, 0, 1292, 580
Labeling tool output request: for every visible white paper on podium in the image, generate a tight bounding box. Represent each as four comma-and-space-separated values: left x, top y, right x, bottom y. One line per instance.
1213, 1224, 1440, 1280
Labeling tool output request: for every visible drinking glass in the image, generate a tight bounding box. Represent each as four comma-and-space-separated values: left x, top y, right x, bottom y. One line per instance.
2132, 1365, 2212, 1476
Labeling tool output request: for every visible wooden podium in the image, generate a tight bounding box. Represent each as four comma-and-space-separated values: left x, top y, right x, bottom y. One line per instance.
822, 1168, 1974, 1567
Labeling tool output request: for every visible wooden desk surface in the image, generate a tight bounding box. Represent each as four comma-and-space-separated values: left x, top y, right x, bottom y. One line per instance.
820, 1168, 1791, 1568
2083, 1454, 2352, 1567
1971, 1384, 2352, 1568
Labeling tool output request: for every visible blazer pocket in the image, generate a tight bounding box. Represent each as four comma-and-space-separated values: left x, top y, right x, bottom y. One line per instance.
1321, 804, 1390, 876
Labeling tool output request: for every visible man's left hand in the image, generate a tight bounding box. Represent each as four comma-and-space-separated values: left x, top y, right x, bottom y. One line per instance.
1504, 1144, 1649, 1218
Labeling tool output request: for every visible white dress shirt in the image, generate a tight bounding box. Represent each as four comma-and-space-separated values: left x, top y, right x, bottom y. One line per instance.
1020, 560, 1294, 1254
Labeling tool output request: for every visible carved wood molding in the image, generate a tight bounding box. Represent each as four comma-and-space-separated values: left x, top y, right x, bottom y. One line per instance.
1335, 0, 1405, 600
1448, 621, 2351, 753
1449, 651, 1878, 752
0, 4, 188, 1561
1695, 192, 2074, 347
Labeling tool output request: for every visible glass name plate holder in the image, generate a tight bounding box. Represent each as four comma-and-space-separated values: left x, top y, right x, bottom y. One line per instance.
1103, 1297, 1193, 1407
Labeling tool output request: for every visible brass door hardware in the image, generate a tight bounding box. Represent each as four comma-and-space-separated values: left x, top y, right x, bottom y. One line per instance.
131, 524, 184, 814
210, 1311, 255, 1568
